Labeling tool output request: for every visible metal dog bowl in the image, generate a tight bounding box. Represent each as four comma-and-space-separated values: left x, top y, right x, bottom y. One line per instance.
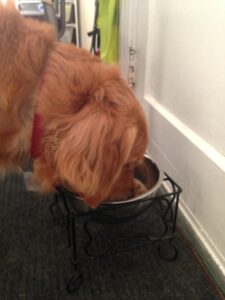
104, 154, 164, 206
63, 154, 164, 222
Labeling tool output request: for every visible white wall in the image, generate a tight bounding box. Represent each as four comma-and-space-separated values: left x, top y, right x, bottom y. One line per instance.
147, 0, 225, 155
79, 0, 95, 49
133, 0, 225, 281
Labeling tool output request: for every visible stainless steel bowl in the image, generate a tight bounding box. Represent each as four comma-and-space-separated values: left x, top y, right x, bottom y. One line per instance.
104, 153, 164, 206
63, 154, 164, 219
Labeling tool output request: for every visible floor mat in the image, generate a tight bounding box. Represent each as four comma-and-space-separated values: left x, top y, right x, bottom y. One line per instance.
0, 174, 223, 300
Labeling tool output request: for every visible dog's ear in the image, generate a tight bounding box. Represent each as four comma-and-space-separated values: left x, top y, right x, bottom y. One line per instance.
54, 110, 138, 208
83, 126, 138, 208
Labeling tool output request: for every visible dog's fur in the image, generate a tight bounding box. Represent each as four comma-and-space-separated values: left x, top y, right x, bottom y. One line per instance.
0, 4, 148, 207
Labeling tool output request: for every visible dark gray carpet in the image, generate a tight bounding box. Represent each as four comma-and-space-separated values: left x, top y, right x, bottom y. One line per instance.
0, 174, 223, 300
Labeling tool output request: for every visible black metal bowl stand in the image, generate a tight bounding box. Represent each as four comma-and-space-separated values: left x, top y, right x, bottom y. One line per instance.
49, 173, 182, 293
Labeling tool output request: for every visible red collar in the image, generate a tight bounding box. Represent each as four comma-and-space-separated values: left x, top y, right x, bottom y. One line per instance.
30, 77, 45, 159
30, 113, 42, 159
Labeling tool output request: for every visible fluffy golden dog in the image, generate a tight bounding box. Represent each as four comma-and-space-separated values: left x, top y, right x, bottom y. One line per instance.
0, 4, 148, 207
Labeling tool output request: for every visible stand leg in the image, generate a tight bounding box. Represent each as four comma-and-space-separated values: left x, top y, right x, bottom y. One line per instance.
157, 238, 178, 261
70, 215, 77, 264
49, 193, 58, 217
66, 214, 83, 293
67, 271, 83, 293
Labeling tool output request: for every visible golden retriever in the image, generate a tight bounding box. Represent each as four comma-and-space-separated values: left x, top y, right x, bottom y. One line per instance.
0, 3, 148, 207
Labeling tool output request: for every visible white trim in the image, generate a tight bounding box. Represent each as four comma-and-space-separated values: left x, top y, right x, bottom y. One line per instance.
119, 0, 129, 76
145, 95, 225, 174
163, 180, 225, 291
144, 0, 157, 96
119, 0, 138, 78
163, 181, 225, 292
178, 198, 225, 276
127, 0, 138, 49
147, 95, 225, 291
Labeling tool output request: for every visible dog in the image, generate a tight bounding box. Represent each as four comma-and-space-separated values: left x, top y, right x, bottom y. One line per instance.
0, 3, 148, 208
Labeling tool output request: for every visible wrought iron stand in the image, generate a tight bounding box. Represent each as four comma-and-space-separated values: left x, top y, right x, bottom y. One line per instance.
50, 173, 182, 293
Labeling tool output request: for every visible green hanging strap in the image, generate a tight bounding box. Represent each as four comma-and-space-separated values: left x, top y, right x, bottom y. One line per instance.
97, 0, 119, 64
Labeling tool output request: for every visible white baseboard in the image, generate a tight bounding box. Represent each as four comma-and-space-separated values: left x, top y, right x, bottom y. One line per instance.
162, 181, 225, 295
178, 198, 225, 295
145, 95, 225, 173
145, 94, 225, 294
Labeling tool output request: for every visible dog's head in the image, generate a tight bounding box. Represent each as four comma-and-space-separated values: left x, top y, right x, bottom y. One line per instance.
49, 63, 148, 208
